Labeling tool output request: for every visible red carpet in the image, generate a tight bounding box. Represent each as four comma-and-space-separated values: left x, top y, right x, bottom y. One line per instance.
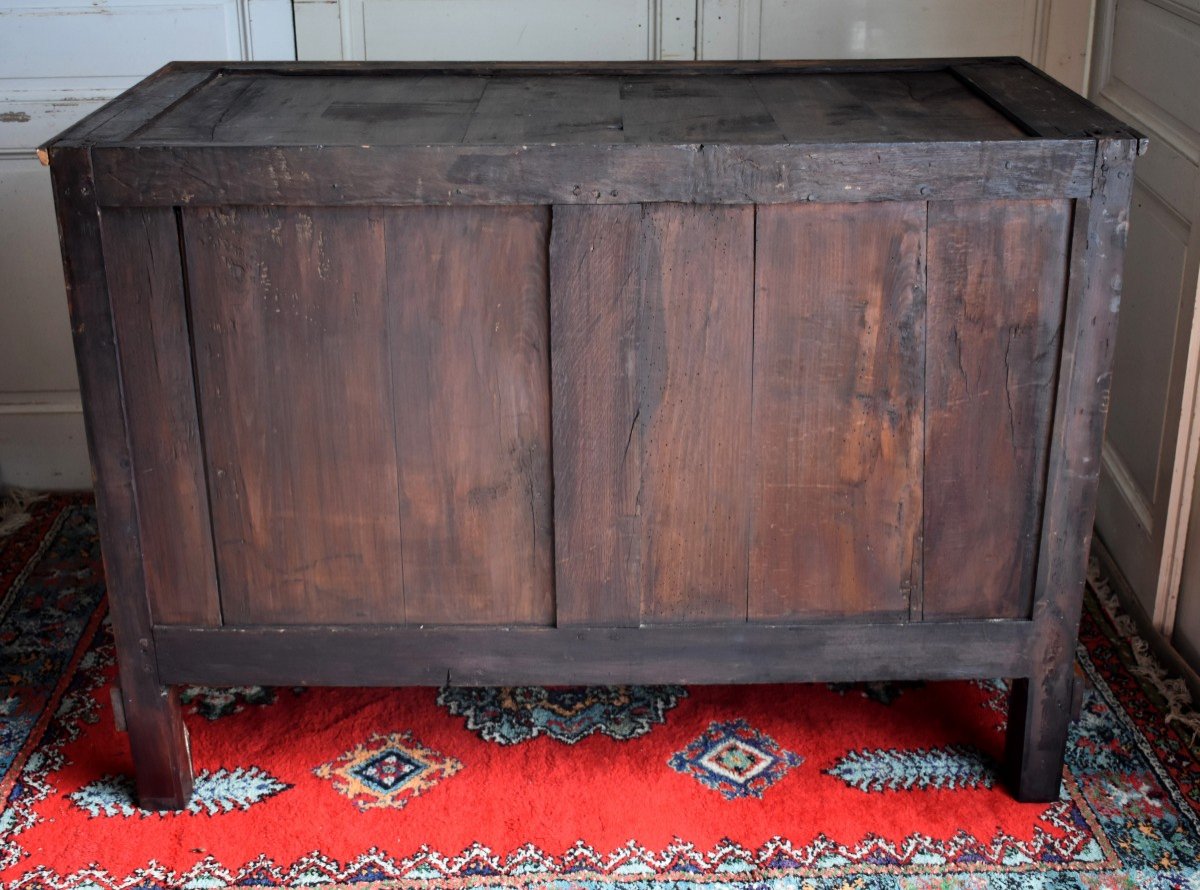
2, 495, 1200, 887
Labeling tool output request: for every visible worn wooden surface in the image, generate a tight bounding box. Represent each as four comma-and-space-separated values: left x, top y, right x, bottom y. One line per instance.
1005, 139, 1137, 802
183, 206, 406, 625
154, 620, 1035, 688
750, 202, 925, 620
101, 207, 222, 627
751, 71, 1025, 142
551, 203, 754, 625
88, 141, 1096, 208
923, 200, 1072, 620
47, 59, 1143, 808
50, 148, 193, 809
388, 206, 553, 626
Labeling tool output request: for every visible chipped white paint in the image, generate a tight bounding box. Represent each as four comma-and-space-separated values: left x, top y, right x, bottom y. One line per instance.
0, 0, 294, 488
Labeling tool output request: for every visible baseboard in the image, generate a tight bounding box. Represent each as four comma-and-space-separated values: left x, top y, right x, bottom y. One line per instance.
0, 402, 91, 490
1092, 531, 1200, 705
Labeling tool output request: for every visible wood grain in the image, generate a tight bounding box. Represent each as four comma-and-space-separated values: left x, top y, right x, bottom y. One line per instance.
101, 207, 221, 627
752, 71, 1024, 142
155, 619, 1035, 688
924, 199, 1072, 620
551, 203, 754, 625
463, 76, 623, 143
386, 206, 553, 626
1006, 140, 1137, 802
183, 206, 405, 625
50, 149, 193, 808
89, 141, 1096, 207
750, 202, 925, 620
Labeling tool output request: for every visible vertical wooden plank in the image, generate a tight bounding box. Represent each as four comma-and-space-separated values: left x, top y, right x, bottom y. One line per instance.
924, 200, 1072, 620
387, 206, 553, 626
750, 202, 925, 620
184, 206, 405, 625
101, 207, 222, 627
49, 147, 193, 809
552, 203, 755, 625
1006, 140, 1137, 802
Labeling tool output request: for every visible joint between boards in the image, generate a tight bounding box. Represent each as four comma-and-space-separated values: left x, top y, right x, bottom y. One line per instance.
173, 205, 226, 628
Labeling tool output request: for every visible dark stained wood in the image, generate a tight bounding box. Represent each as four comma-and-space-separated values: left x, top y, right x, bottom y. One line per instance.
47, 64, 214, 146
1005, 139, 1138, 802
618, 74, 785, 143
463, 76, 624, 143
387, 206, 553, 625
749, 202, 925, 620
46, 60, 1140, 150
88, 141, 1097, 207
551, 203, 754, 625
46, 60, 1144, 808
100, 207, 221, 627
182, 206, 405, 625
48, 147, 193, 809
139, 73, 488, 145
154, 620, 1035, 687
950, 59, 1147, 150
752, 71, 1025, 142
923, 200, 1072, 620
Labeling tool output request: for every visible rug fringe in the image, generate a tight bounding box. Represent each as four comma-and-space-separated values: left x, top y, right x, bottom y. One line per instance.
0, 489, 45, 538
1088, 556, 1200, 747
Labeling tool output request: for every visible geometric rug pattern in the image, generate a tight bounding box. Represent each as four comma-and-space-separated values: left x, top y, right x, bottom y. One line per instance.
2, 494, 1200, 887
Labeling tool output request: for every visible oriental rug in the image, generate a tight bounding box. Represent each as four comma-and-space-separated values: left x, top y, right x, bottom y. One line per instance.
2, 494, 1200, 888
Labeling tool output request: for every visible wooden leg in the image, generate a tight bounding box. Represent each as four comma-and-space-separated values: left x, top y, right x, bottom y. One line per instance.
122, 680, 193, 810
1004, 661, 1074, 803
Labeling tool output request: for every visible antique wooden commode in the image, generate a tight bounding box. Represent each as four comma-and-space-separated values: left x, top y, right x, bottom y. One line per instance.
44, 58, 1143, 809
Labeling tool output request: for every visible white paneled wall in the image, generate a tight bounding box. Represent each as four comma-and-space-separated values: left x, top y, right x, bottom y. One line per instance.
1086, 0, 1200, 671
296, 0, 1094, 94
294, 0, 699, 61
0, 0, 294, 488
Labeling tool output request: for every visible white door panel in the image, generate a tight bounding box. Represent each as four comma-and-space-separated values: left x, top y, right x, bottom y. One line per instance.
1090, 0, 1200, 665
302, 0, 1092, 98
0, 0, 295, 489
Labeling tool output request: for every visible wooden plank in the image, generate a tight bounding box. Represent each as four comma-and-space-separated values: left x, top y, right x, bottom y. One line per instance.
551, 203, 754, 625
44, 64, 214, 147
49, 149, 193, 809
1005, 139, 1138, 802
924, 200, 1072, 620
89, 141, 1097, 207
46, 60, 1141, 151
137, 73, 488, 145
387, 206, 553, 626
154, 619, 1036, 687
618, 74, 785, 143
950, 59, 1147, 149
101, 207, 222, 627
182, 206, 405, 625
463, 76, 624, 143
750, 202, 925, 620
752, 71, 1025, 142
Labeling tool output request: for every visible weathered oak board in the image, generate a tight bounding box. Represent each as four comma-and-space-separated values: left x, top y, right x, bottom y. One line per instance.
551, 203, 754, 625
387, 206, 553, 626
923, 199, 1072, 620
183, 206, 405, 625
750, 202, 926, 620
101, 207, 221, 627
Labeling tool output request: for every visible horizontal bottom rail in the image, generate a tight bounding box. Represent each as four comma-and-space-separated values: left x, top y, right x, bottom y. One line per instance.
154, 620, 1034, 687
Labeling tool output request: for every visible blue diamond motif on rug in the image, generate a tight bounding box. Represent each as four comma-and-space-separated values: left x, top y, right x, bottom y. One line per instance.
669, 719, 803, 800
351, 749, 427, 793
